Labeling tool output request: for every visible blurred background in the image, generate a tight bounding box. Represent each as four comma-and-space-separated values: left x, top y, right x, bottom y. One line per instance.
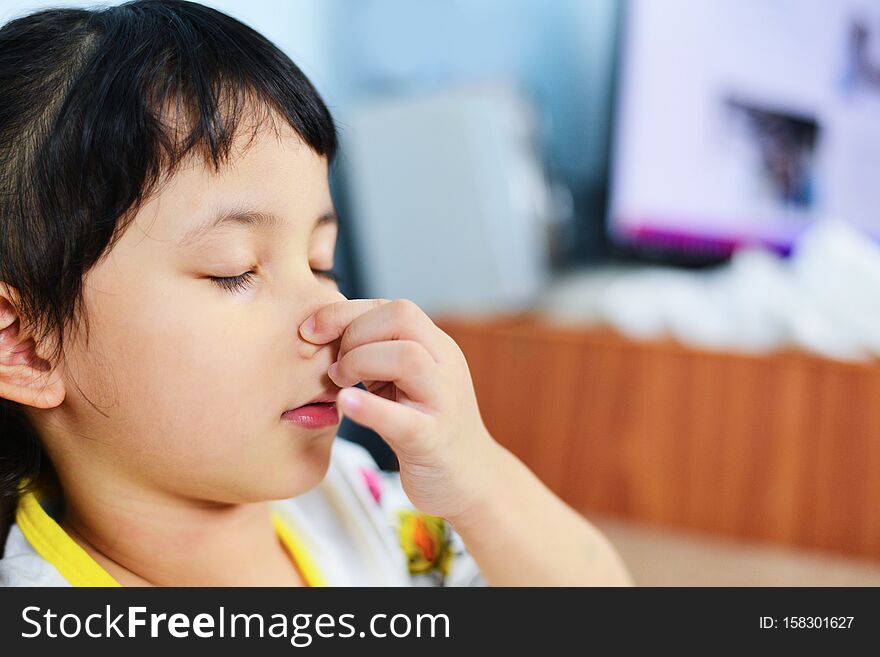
6, 0, 880, 585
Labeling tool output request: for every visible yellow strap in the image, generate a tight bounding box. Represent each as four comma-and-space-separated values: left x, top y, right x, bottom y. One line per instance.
16, 489, 120, 587
271, 509, 328, 587
15, 488, 325, 587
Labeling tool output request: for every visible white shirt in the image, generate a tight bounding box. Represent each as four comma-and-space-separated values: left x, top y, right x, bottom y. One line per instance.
0, 436, 487, 587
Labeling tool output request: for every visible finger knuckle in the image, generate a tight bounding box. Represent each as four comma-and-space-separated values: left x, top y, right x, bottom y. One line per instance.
392, 297, 420, 321
400, 342, 432, 377
398, 340, 423, 367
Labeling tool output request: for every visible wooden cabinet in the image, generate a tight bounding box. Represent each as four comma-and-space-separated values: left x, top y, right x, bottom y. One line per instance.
434, 311, 880, 561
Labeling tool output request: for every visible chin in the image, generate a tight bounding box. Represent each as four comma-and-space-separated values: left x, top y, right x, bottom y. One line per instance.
265, 434, 336, 501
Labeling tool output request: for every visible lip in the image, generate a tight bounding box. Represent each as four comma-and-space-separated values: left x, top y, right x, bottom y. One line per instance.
281, 389, 341, 429
281, 402, 339, 429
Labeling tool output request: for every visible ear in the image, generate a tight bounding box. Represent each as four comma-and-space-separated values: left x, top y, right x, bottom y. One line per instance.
0, 283, 65, 409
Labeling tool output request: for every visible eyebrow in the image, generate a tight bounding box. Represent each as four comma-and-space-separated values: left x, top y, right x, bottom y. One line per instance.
177, 207, 338, 247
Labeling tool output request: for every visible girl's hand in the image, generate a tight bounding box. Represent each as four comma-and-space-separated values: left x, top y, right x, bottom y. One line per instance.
299, 298, 505, 523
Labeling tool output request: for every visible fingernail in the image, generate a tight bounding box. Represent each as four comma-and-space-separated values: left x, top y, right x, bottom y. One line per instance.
328, 361, 338, 380
300, 316, 316, 339
339, 388, 361, 410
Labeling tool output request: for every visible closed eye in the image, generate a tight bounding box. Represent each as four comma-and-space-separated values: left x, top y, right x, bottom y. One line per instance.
208, 268, 342, 293
208, 271, 255, 293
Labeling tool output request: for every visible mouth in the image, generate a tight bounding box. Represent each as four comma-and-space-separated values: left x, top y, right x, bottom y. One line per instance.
281, 391, 340, 429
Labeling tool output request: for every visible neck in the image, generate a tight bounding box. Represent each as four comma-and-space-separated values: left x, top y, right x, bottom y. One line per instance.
52, 473, 305, 587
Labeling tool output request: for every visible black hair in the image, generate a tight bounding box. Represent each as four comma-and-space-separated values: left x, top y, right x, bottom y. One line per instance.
0, 0, 338, 548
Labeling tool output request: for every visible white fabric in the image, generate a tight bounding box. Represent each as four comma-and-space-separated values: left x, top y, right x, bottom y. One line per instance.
0, 436, 487, 587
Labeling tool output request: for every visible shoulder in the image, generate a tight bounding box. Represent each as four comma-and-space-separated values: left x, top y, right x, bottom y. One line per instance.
0, 523, 70, 587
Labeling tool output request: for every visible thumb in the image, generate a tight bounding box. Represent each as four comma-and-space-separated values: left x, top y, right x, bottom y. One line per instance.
336, 386, 429, 456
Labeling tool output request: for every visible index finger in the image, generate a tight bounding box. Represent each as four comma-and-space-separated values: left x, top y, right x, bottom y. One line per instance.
300, 298, 391, 343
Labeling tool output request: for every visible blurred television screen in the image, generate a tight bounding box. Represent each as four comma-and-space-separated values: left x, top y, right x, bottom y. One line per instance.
608, 0, 880, 258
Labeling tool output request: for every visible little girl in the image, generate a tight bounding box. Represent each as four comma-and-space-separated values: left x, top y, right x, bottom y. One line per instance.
0, 0, 632, 587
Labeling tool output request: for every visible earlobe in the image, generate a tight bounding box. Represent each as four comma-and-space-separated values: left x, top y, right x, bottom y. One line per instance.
0, 368, 65, 409
0, 289, 66, 410
36, 377, 65, 408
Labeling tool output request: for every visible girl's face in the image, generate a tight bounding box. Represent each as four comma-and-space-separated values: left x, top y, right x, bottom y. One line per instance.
37, 119, 347, 504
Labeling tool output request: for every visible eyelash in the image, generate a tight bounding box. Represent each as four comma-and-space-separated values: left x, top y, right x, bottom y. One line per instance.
208, 268, 342, 293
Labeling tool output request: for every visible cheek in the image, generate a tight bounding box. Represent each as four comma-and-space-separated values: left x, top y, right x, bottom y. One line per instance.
78, 284, 279, 463
125, 312, 273, 442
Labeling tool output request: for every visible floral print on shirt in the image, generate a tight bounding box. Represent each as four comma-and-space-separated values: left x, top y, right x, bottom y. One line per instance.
396, 509, 455, 578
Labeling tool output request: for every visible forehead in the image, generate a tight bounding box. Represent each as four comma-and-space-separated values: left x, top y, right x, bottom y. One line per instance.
131, 121, 332, 244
